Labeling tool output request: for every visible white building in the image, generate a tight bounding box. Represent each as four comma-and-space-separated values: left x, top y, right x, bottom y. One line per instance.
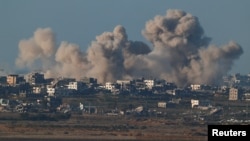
166, 90, 175, 95
190, 84, 201, 91
191, 99, 199, 108
68, 82, 78, 90
33, 86, 42, 94
243, 93, 250, 101
47, 85, 55, 96
68, 81, 85, 90
144, 79, 154, 89
0, 98, 9, 107
79, 102, 84, 110
135, 106, 143, 113
158, 102, 166, 108
105, 82, 115, 91
116, 80, 131, 90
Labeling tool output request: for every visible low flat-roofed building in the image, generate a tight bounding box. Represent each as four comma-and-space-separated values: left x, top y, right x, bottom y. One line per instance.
0, 98, 9, 107
243, 93, 250, 101
191, 99, 199, 108
190, 84, 201, 91
158, 102, 166, 108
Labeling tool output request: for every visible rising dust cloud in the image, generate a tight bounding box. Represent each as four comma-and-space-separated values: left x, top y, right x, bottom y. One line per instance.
16, 9, 243, 87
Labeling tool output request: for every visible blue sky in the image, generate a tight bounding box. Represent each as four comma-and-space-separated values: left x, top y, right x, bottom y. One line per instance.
0, 0, 249, 75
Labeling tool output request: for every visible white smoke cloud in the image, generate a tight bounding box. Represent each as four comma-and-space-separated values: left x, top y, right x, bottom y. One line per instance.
15, 9, 243, 86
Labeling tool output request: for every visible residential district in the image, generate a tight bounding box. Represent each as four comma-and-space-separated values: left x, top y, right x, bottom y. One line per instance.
0, 72, 250, 124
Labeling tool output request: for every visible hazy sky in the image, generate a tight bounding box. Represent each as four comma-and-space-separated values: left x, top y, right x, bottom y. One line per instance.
0, 0, 249, 75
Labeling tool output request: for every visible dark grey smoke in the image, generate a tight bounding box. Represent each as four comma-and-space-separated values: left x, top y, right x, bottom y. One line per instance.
16, 9, 243, 87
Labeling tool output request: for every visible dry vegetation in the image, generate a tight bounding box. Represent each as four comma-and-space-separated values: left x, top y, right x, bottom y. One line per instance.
0, 113, 207, 141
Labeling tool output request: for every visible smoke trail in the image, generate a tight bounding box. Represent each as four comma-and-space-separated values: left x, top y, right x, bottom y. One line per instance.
15, 9, 243, 86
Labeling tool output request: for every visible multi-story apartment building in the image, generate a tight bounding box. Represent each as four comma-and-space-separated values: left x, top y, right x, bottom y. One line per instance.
144, 79, 154, 89
25, 72, 45, 85
68, 81, 86, 90
105, 82, 115, 91
47, 85, 55, 96
229, 88, 238, 100
7, 74, 19, 86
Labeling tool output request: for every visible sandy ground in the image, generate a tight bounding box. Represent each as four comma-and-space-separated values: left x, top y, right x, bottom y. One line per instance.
0, 114, 207, 141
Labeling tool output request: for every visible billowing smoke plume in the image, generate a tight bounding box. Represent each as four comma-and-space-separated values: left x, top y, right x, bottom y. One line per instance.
16, 9, 243, 87
16, 28, 55, 69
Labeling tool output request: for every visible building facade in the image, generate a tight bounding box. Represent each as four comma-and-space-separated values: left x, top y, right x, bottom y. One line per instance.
144, 80, 154, 89
25, 72, 45, 85
229, 88, 238, 100
7, 74, 19, 86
